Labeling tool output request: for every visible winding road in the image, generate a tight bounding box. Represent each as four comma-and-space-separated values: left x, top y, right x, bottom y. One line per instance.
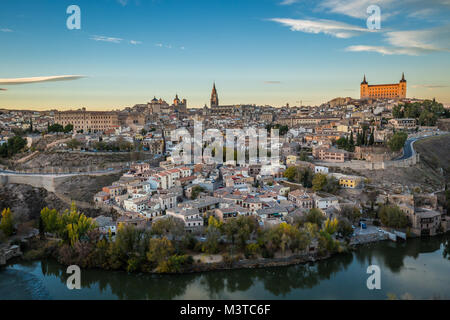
396, 138, 418, 161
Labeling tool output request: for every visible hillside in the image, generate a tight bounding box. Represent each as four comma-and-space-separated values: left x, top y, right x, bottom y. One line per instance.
414, 134, 450, 182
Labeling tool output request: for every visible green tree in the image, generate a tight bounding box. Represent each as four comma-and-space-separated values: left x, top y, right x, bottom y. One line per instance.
191, 185, 205, 200
283, 166, 297, 182
146, 237, 175, 270
312, 173, 327, 192
369, 132, 375, 146
202, 226, 221, 254
0, 136, 27, 158
348, 132, 355, 152
387, 131, 408, 152
63, 124, 74, 133
337, 217, 353, 238
379, 205, 409, 228
305, 208, 325, 227
339, 205, 361, 224
48, 123, 65, 133
323, 218, 338, 235
0, 208, 14, 236
66, 139, 81, 150
151, 216, 185, 239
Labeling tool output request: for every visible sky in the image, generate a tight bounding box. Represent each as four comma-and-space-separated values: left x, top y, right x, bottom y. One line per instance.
0, 0, 449, 110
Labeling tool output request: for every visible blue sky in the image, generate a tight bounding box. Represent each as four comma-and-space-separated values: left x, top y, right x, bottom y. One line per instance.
0, 0, 449, 110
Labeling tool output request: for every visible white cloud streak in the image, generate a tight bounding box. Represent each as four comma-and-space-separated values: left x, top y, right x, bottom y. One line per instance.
0, 75, 86, 85
319, 0, 394, 19
90, 35, 123, 43
270, 18, 371, 38
279, 0, 300, 5
347, 25, 450, 55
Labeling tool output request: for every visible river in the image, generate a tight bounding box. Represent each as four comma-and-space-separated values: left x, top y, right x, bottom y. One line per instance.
1, 235, 449, 300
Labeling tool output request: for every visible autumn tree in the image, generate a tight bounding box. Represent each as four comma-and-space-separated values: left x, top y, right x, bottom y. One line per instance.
0, 208, 14, 236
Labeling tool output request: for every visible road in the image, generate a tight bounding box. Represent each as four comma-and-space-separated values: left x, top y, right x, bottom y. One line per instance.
396, 138, 417, 161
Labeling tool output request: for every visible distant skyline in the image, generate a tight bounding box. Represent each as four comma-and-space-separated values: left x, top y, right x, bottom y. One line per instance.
1, 0, 450, 110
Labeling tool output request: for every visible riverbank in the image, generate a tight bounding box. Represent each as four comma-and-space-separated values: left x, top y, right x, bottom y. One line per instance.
2, 234, 449, 300
7, 234, 356, 275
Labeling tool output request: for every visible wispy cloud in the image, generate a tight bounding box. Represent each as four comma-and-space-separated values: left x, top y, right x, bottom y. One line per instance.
318, 0, 450, 21
264, 81, 282, 84
90, 35, 123, 43
384, 27, 450, 52
117, 0, 128, 6
279, 0, 300, 5
270, 18, 371, 38
130, 40, 142, 45
1, 28, 13, 33
0, 75, 86, 85
346, 45, 423, 55
412, 84, 449, 89
347, 25, 450, 55
319, 0, 394, 19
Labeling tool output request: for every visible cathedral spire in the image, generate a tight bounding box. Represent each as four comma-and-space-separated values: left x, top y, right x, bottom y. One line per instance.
361, 74, 368, 85
401, 72, 406, 82
211, 82, 219, 107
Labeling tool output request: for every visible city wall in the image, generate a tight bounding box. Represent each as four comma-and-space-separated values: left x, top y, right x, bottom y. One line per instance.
315, 153, 419, 171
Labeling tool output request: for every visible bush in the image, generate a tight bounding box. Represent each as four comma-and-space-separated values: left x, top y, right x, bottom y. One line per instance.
379, 205, 409, 229
245, 243, 260, 259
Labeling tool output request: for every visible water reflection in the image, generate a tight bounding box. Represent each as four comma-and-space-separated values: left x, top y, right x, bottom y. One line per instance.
1, 234, 449, 300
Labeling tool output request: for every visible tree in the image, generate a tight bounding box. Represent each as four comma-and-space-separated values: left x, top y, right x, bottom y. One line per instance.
0, 136, 27, 158
337, 217, 353, 238
40, 203, 96, 245
48, 123, 65, 133
66, 139, 81, 150
151, 216, 185, 239
64, 124, 74, 133
379, 205, 408, 229
285, 166, 314, 187
0, 208, 14, 236
283, 166, 297, 182
191, 185, 205, 200
348, 132, 355, 152
305, 208, 325, 227
312, 173, 327, 192
202, 226, 221, 254
146, 237, 175, 270
38, 216, 46, 240
299, 150, 309, 161
387, 131, 408, 152
393, 105, 404, 118
323, 218, 338, 235
235, 216, 259, 249
369, 132, 375, 146
339, 205, 361, 224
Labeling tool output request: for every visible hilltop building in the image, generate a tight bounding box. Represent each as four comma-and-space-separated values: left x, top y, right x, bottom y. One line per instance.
360, 73, 407, 100
54, 108, 119, 132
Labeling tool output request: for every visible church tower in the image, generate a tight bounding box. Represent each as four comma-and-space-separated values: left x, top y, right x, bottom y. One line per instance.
399, 73, 407, 99
210, 82, 219, 108
360, 75, 369, 99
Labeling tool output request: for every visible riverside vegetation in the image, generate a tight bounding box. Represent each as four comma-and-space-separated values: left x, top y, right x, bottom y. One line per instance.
7, 202, 359, 274
3, 193, 436, 274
